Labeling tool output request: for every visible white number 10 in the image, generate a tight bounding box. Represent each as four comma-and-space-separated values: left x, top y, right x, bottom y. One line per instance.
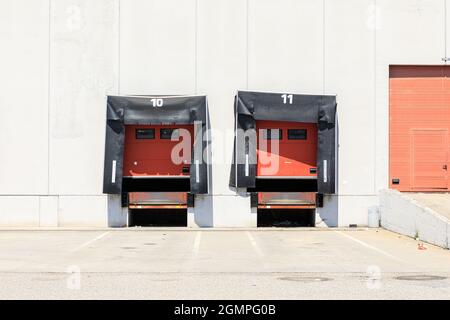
281, 94, 293, 104
150, 98, 164, 107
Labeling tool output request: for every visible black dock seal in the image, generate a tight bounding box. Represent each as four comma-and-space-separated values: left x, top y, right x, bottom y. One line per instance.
229, 91, 337, 194
103, 95, 209, 195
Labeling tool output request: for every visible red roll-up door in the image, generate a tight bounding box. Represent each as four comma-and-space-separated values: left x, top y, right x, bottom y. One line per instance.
123, 125, 194, 177
389, 66, 450, 191
256, 121, 317, 178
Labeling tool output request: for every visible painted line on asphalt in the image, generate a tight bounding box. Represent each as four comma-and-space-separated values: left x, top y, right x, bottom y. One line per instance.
70, 232, 110, 253
334, 231, 405, 263
193, 231, 202, 255
246, 231, 264, 257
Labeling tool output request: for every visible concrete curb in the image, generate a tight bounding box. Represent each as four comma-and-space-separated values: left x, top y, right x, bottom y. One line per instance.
0, 227, 372, 232
380, 189, 449, 249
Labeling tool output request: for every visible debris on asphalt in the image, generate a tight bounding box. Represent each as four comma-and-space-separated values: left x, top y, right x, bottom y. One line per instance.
418, 243, 427, 250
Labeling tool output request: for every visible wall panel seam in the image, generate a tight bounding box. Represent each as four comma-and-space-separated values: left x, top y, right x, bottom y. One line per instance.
374, 0, 378, 193
118, 0, 121, 95
445, 0, 448, 60
246, 0, 249, 89
47, 0, 52, 195
322, 0, 325, 94
195, 0, 198, 94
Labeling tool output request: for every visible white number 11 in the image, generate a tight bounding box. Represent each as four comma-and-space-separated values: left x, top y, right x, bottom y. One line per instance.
281, 94, 293, 104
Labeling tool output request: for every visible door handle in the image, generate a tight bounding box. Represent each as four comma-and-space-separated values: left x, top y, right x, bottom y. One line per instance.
443, 165, 448, 170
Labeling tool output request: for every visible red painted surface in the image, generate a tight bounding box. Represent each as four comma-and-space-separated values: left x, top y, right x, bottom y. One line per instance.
123, 125, 194, 177
390, 66, 450, 191
256, 121, 317, 177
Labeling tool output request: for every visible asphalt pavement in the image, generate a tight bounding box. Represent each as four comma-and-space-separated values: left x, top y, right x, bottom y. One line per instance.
0, 228, 449, 299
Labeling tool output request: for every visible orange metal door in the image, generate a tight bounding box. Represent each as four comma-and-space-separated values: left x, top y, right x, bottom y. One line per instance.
256, 121, 317, 177
389, 66, 450, 191
123, 125, 194, 177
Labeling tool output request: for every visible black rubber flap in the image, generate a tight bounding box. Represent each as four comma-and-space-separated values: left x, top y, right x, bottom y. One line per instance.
229, 91, 337, 194
103, 95, 208, 194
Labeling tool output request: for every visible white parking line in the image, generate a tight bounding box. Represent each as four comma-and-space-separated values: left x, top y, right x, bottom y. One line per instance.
335, 231, 405, 263
70, 232, 110, 253
246, 231, 264, 257
193, 231, 202, 256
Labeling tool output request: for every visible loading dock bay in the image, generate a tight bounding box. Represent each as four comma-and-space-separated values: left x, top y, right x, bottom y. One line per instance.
0, 229, 449, 299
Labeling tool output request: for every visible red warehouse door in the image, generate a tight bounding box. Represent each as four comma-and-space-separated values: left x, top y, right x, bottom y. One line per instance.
123, 125, 194, 177
389, 66, 450, 191
256, 121, 318, 178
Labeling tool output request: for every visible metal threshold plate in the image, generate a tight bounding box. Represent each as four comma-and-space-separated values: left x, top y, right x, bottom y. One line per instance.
131, 200, 183, 205
262, 199, 314, 205
123, 175, 189, 179
128, 192, 187, 206
256, 176, 317, 179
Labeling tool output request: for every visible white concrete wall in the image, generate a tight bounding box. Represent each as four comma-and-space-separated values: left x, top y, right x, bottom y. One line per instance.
380, 189, 449, 249
49, 0, 118, 196
0, 0, 117, 226
196, 0, 249, 226
48, 0, 118, 227
119, 0, 196, 95
0, 0, 49, 196
323, 0, 376, 226
0, 0, 448, 227
39, 196, 58, 227
58, 195, 108, 227
248, 0, 324, 94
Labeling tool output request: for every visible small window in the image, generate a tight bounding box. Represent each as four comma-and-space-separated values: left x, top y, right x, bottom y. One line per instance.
288, 129, 307, 140
135, 128, 155, 139
262, 129, 282, 140
160, 128, 180, 140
